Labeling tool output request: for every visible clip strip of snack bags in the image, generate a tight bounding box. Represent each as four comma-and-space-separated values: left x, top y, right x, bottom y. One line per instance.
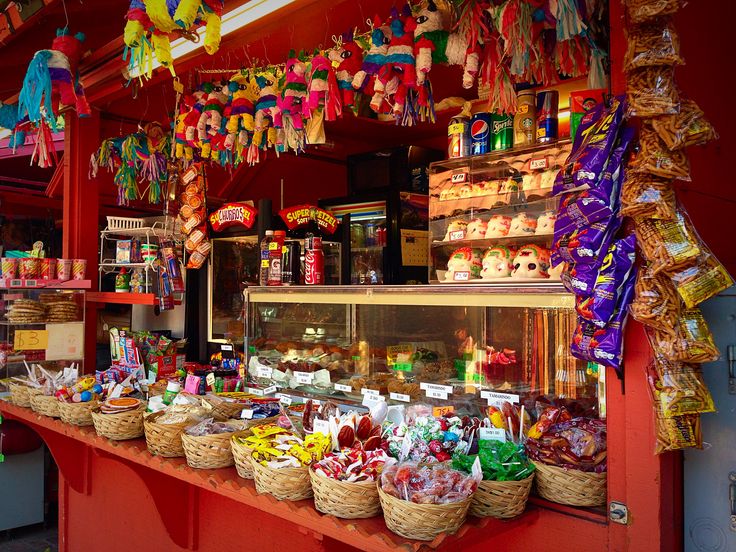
622, 0, 730, 454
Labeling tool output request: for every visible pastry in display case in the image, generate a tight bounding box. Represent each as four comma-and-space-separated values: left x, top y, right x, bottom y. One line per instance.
428, 141, 572, 284
243, 287, 603, 424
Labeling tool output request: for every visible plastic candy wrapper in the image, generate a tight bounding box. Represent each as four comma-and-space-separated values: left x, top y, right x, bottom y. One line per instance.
631, 123, 690, 180
485, 401, 529, 440
634, 208, 701, 274
646, 356, 715, 418
248, 429, 331, 469
184, 418, 243, 436
526, 406, 573, 439
669, 254, 734, 309
452, 440, 534, 482
554, 98, 625, 194
625, 0, 687, 25
629, 263, 681, 335
525, 413, 607, 473
575, 235, 637, 327
651, 98, 718, 151
312, 445, 389, 482
570, 264, 637, 372
654, 410, 702, 454
624, 18, 683, 70
626, 66, 680, 117
621, 173, 676, 220
383, 415, 478, 463
647, 308, 720, 364
380, 461, 481, 504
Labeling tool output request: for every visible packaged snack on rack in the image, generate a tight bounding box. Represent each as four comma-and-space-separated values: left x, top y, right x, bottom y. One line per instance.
630, 264, 682, 334
646, 356, 715, 418
634, 208, 701, 274
668, 253, 734, 309
621, 173, 676, 219
654, 410, 702, 454
651, 98, 718, 151
626, 66, 680, 117
624, 18, 683, 70
647, 308, 720, 364
631, 123, 690, 180
625, 0, 686, 25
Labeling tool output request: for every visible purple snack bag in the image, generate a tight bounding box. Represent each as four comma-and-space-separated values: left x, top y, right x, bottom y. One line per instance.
575, 235, 637, 327
553, 97, 625, 195
570, 264, 637, 374
552, 216, 622, 266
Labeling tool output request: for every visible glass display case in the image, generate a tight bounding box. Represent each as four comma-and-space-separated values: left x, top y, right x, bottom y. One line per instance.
0, 288, 86, 391
428, 141, 572, 284
244, 286, 603, 420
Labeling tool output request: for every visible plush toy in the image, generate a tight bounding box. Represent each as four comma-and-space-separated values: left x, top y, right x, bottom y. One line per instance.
352, 16, 392, 97
306, 51, 342, 122
17, 29, 90, 131
328, 31, 364, 112
123, 0, 224, 78
196, 81, 228, 157
276, 51, 309, 153
480, 246, 515, 279
225, 72, 257, 149
511, 245, 550, 279
485, 215, 511, 238
445, 247, 482, 281
248, 72, 280, 164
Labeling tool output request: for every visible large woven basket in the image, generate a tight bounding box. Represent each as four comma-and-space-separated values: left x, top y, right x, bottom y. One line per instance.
92, 406, 146, 441
250, 457, 313, 501
470, 474, 534, 518
181, 424, 246, 469
210, 401, 247, 421
309, 467, 381, 518
532, 460, 606, 507
144, 411, 190, 457
58, 400, 99, 426
378, 486, 472, 541
230, 417, 280, 479
9, 383, 39, 407
30, 394, 60, 418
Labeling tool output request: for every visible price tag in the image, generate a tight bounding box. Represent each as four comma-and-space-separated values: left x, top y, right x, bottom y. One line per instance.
362, 394, 385, 408
334, 383, 352, 393
278, 394, 292, 406
24, 280, 38, 288
205, 373, 216, 388
453, 271, 470, 282
261, 259, 269, 268
433, 405, 455, 417
240, 409, 254, 420
262, 385, 277, 395
313, 419, 331, 436
13, 329, 48, 351
530, 157, 549, 170
361, 388, 381, 397
449, 230, 466, 241
294, 371, 314, 384
420, 383, 453, 394
450, 171, 468, 183
480, 391, 519, 406
390, 392, 411, 403
256, 366, 273, 379
246, 387, 265, 396
221, 343, 234, 359
479, 427, 506, 442
392, 363, 413, 372
425, 389, 448, 400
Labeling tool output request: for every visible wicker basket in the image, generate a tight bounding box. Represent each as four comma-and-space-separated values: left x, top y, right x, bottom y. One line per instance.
532, 461, 606, 507
9, 383, 39, 407
210, 401, 247, 421
309, 467, 381, 518
250, 457, 313, 501
30, 394, 61, 418
144, 411, 190, 457
92, 406, 146, 441
378, 486, 472, 541
230, 417, 280, 479
469, 474, 534, 518
181, 424, 246, 469
58, 400, 99, 427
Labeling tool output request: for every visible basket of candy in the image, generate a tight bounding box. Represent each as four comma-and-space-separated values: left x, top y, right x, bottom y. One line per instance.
181, 418, 247, 469
249, 429, 330, 501
58, 400, 99, 426
378, 461, 480, 541
9, 382, 42, 407
453, 440, 535, 518
230, 413, 291, 479
55, 376, 105, 426
144, 402, 212, 457
92, 398, 147, 441
310, 446, 389, 519
30, 393, 61, 418
525, 407, 607, 507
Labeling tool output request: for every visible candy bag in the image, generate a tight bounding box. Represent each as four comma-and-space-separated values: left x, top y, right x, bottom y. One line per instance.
570, 265, 636, 373
646, 356, 715, 418
554, 97, 625, 194
654, 411, 702, 454
634, 208, 701, 274
525, 416, 607, 473
626, 66, 680, 117
452, 440, 534, 482
620, 173, 676, 219
624, 18, 683, 70
629, 263, 682, 334
575, 235, 637, 327
651, 98, 718, 151
631, 123, 691, 180
647, 308, 720, 364
625, 0, 687, 25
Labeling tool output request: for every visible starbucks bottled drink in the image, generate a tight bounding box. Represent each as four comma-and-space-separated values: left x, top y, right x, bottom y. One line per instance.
513, 89, 537, 147
259, 230, 274, 286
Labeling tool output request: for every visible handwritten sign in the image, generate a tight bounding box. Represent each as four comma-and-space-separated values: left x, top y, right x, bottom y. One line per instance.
14, 329, 48, 351
46, 322, 84, 361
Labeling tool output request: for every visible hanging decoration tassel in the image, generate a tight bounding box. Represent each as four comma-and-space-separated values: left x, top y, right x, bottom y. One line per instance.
554, 0, 588, 42
490, 64, 517, 115
495, 0, 534, 79
588, 47, 608, 89
30, 121, 57, 169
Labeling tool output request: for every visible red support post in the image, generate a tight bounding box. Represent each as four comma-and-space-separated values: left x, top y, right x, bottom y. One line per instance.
62, 110, 101, 373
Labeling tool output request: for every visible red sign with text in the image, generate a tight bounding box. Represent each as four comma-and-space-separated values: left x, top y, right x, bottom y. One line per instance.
278, 204, 339, 234
209, 203, 257, 232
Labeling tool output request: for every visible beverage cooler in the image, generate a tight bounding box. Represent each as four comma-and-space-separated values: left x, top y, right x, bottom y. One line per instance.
320, 191, 429, 285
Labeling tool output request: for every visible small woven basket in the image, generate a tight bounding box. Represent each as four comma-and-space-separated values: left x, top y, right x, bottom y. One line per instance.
144, 411, 190, 457
210, 401, 247, 421
30, 394, 61, 418
181, 423, 246, 469
309, 467, 381, 519
378, 486, 471, 541
58, 400, 99, 427
470, 474, 534, 518
9, 383, 38, 407
531, 460, 606, 507
230, 417, 280, 479
92, 406, 146, 441
250, 457, 313, 501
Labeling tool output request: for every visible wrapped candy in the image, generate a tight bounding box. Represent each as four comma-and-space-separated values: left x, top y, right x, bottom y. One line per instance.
380, 461, 481, 504
452, 440, 534, 482
312, 446, 389, 482
247, 429, 331, 469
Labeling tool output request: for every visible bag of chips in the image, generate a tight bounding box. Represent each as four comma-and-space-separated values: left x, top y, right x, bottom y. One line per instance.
625, 0, 687, 25
647, 308, 720, 364
631, 123, 691, 180
634, 208, 701, 274
626, 66, 680, 117
624, 18, 683, 70
621, 173, 676, 219
629, 263, 682, 334
651, 98, 718, 151
654, 410, 702, 454
669, 253, 734, 309
646, 356, 715, 418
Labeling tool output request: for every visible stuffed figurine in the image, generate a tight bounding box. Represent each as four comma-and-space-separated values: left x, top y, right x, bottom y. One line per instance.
248, 72, 280, 164
306, 51, 342, 122
466, 218, 487, 240
352, 16, 392, 97
17, 28, 90, 130
175, 93, 197, 160
276, 51, 308, 153
196, 81, 228, 157
328, 30, 364, 112
480, 246, 515, 279
373, 5, 417, 118
184, 88, 207, 143
511, 245, 550, 279
225, 71, 257, 149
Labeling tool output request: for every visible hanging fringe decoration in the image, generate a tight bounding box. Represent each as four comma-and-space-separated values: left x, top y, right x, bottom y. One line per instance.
30, 121, 57, 169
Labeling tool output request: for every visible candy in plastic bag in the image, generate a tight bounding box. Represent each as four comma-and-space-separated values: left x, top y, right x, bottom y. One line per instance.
634, 208, 701, 274
646, 356, 715, 418
647, 308, 720, 364
625, 0, 687, 25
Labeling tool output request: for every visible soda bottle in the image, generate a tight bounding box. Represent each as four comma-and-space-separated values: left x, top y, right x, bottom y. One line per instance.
259, 230, 274, 286
267, 230, 286, 286
304, 234, 324, 285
